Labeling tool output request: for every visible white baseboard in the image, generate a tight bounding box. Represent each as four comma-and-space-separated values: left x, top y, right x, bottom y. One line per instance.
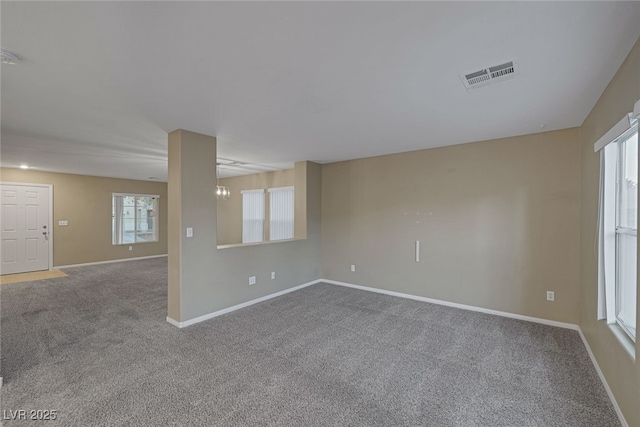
165, 316, 181, 328
165, 277, 626, 425
577, 329, 628, 427
56, 254, 167, 269
323, 279, 579, 330
169, 278, 579, 331
166, 279, 323, 328
325, 279, 630, 425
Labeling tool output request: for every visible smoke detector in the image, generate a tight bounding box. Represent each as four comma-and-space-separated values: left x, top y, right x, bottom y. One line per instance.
460, 60, 517, 91
1, 49, 22, 65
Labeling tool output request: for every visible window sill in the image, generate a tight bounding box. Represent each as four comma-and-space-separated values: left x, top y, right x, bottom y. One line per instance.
217, 238, 304, 250
113, 241, 159, 246
607, 323, 636, 361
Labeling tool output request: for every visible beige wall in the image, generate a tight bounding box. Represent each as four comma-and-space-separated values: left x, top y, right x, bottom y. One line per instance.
217, 169, 294, 245
579, 37, 640, 426
168, 130, 322, 323
322, 128, 581, 324
0, 168, 168, 267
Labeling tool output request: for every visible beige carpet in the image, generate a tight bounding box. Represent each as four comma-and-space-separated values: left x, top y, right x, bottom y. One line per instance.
0, 269, 67, 285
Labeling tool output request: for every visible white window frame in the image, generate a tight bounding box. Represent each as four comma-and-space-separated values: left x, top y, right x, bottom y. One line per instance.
598, 123, 638, 344
268, 186, 294, 241
596, 101, 639, 347
112, 193, 159, 245
613, 125, 638, 341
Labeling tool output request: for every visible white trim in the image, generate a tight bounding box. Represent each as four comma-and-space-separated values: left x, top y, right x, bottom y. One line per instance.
578, 328, 629, 427
324, 279, 630, 424
56, 254, 167, 269
165, 317, 182, 328
112, 192, 160, 198
240, 189, 265, 194
0, 181, 54, 271
49, 185, 53, 270
594, 114, 631, 152
322, 279, 579, 330
164, 277, 628, 426
166, 279, 323, 328
633, 99, 639, 120
267, 186, 294, 193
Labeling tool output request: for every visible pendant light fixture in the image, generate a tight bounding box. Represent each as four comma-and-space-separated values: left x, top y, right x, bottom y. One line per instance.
216, 162, 230, 200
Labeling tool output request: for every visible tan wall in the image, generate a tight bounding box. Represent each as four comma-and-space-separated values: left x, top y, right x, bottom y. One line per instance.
167, 129, 322, 323
0, 168, 168, 267
217, 169, 294, 245
579, 37, 640, 426
322, 128, 581, 324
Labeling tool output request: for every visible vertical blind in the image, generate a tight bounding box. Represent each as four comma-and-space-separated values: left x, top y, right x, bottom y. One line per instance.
269, 186, 294, 241
242, 189, 265, 244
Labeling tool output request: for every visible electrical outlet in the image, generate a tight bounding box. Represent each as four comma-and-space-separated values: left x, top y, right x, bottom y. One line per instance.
546, 291, 555, 301
128, 246, 133, 251
271, 271, 276, 280
351, 265, 356, 272
249, 276, 256, 285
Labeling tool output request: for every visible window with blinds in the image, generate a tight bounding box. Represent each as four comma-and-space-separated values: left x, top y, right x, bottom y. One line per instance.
242, 189, 265, 244
268, 186, 294, 241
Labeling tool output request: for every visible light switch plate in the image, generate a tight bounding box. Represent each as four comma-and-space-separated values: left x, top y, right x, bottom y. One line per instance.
186, 227, 193, 238
58, 220, 68, 226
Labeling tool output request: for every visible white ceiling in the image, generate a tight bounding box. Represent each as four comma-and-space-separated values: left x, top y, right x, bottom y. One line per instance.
2, 1, 640, 181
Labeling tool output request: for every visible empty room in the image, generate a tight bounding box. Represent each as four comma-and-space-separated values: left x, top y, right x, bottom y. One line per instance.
1, 2, 639, 426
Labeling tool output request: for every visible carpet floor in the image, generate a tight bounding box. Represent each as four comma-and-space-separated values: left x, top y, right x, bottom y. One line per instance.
1, 258, 619, 426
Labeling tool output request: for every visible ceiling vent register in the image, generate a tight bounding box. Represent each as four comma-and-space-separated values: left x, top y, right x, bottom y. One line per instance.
460, 60, 517, 91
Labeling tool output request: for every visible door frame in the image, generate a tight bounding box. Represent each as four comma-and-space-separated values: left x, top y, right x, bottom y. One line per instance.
0, 182, 54, 271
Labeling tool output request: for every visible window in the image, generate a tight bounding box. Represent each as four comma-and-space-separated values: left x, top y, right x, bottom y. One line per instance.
269, 186, 294, 241
112, 193, 159, 245
614, 127, 638, 340
242, 189, 265, 244
598, 122, 638, 343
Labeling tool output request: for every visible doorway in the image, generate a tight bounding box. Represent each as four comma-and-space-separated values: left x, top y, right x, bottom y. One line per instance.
1, 183, 53, 275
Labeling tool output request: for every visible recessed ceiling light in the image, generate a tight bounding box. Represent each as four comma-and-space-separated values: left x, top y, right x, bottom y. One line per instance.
1, 48, 22, 65
19, 164, 29, 169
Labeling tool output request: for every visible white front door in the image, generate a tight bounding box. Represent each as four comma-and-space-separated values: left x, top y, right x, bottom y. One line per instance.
1, 184, 51, 275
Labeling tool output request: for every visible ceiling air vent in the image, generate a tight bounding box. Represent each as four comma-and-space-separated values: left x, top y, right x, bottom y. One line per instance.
460, 59, 518, 91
